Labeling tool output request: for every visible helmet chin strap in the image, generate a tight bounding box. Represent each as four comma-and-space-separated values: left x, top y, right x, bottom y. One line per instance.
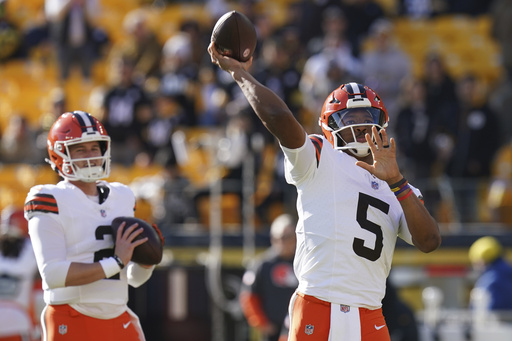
334, 125, 375, 157
74, 165, 105, 182
344, 142, 371, 157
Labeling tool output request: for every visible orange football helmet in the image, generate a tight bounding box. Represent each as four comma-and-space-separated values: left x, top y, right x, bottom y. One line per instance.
318, 82, 388, 157
47, 111, 111, 182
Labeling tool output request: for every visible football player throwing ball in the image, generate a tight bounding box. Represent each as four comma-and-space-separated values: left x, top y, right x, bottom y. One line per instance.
208, 43, 441, 341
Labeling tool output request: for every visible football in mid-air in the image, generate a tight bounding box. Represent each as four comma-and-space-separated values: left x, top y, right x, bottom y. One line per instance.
111, 216, 164, 265
210, 10, 257, 62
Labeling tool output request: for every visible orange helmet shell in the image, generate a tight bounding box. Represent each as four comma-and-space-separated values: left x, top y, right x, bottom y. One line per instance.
319, 82, 389, 149
47, 111, 111, 181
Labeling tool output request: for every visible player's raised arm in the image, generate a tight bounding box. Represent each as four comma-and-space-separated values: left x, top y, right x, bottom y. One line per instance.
207, 42, 306, 149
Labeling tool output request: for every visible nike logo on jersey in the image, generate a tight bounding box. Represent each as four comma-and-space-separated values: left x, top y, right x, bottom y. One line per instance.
375, 324, 386, 330
123, 321, 131, 329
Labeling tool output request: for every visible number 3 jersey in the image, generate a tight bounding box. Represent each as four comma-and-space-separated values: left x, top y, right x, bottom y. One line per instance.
281, 134, 418, 309
24, 180, 145, 318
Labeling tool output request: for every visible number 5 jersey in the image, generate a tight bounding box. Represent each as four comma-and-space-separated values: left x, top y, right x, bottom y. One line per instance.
281, 135, 419, 309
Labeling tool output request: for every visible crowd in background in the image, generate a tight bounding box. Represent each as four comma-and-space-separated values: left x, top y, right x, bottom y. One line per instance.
0, 0, 512, 233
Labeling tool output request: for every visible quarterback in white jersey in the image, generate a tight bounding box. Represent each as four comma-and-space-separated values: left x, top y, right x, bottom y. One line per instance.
208, 44, 441, 341
24, 111, 157, 341
283, 133, 418, 309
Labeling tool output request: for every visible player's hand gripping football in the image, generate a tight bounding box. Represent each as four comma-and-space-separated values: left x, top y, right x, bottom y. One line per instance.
207, 42, 252, 74
113, 222, 148, 266
355, 126, 403, 185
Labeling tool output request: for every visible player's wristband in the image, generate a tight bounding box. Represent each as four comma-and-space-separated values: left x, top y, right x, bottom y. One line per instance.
389, 177, 407, 190
397, 189, 414, 202
112, 254, 125, 270
99, 257, 122, 278
394, 184, 410, 196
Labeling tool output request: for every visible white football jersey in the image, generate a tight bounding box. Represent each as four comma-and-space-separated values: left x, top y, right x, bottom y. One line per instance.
25, 180, 137, 318
281, 134, 417, 309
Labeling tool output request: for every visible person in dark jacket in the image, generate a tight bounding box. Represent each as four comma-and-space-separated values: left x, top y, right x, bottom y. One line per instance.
240, 214, 298, 341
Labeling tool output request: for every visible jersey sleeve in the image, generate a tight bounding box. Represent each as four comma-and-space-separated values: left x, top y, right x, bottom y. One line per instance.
126, 263, 155, 288
280, 133, 320, 186
28, 215, 71, 289
24, 186, 59, 220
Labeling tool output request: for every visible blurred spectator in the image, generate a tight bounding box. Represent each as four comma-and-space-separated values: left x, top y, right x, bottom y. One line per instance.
446, 75, 500, 178
394, 77, 447, 223
447, 0, 492, 15
299, 7, 360, 131
278, 0, 324, 48
252, 35, 302, 118
252, 12, 276, 61
197, 65, 230, 126
0, 0, 21, 62
0, 206, 40, 341
159, 32, 199, 126
144, 89, 187, 166
179, 19, 210, 68
423, 53, 458, 134
397, 0, 447, 18
156, 162, 198, 231
255, 145, 298, 226
44, 0, 102, 83
491, 0, 512, 83
192, 111, 260, 224
489, 0, 512, 144
361, 19, 411, 129
100, 53, 153, 165
446, 74, 500, 223
394, 77, 436, 181
215, 112, 253, 184
35, 87, 67, 162
240, 214, 298, 341
468, 236, 512, 313
0, 114, 40, 164
118, 8, 162, 82
487, 139, 512, 226
421, 53, 459, 177
339, 0, 385, 58
398, 0, 434, 18
382, 277, 419, 341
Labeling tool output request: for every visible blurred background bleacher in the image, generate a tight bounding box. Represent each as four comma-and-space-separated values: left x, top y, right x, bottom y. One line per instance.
1, 0, 512, 340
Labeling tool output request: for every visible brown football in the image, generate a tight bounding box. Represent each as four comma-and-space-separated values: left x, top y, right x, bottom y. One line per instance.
210, 10, 257, 62
111, 216, 163, 265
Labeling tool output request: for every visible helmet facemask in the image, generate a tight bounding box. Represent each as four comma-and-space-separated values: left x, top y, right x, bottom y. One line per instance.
322, 107, 387, 157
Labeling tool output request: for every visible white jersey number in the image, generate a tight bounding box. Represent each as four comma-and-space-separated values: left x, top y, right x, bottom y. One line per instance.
352, 193, 389, 261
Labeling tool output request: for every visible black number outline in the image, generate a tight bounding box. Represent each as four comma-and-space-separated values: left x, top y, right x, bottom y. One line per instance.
93, 225, 119, 280
352, 193, 389, 261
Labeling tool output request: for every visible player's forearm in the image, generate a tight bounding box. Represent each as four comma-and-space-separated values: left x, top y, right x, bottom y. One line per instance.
401, 197, 441, 253
64, 262, 111, 286
231, 68, 305, 149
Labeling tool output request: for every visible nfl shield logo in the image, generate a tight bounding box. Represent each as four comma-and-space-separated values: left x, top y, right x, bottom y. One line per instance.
59, 324, 68, 335
100, 209, 107, 217
340, 304, 350, 313
371, 181, 379, 190
305, 324, 314, 335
